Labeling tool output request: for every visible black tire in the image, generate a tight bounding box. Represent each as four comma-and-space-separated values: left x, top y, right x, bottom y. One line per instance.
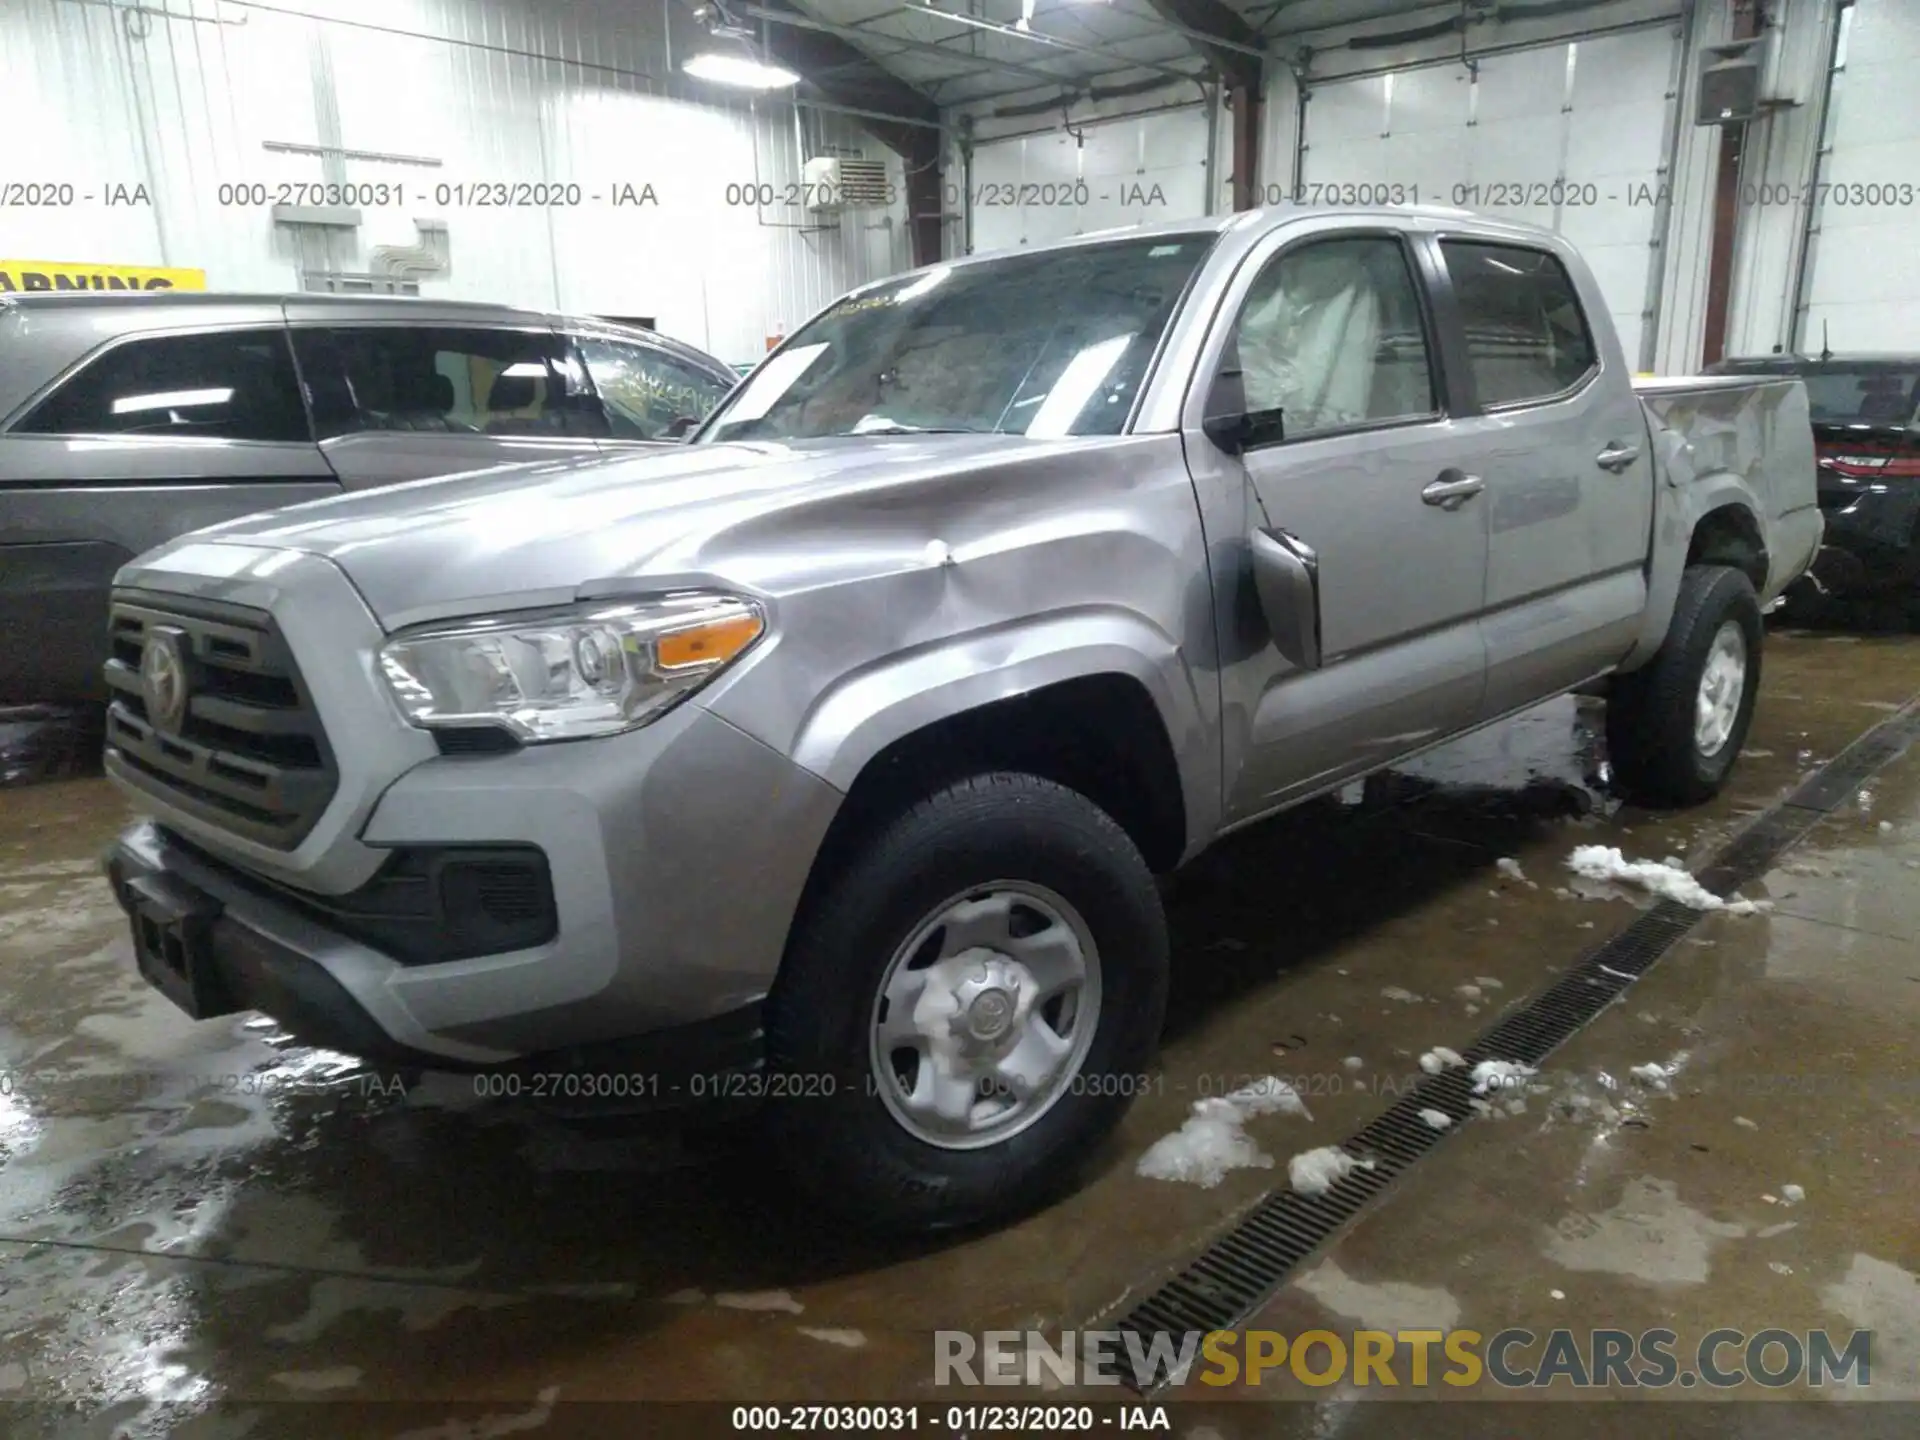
763, 772, 1169, 1234
1606, 564, 1763, 807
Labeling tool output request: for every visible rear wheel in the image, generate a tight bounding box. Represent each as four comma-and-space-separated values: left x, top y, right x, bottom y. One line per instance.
764, 772, 1169, 1233
1606, 564, 1763, 806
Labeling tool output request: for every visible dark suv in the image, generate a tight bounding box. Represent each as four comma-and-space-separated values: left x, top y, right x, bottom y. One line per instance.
1706, 353, 1920, 619
0, 293, 737, 706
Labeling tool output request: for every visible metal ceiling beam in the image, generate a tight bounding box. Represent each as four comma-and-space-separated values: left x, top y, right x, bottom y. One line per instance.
1124, 0, 1270, 81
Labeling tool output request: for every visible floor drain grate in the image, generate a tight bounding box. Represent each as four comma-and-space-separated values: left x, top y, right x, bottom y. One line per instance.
1105, 694, 1920, 1395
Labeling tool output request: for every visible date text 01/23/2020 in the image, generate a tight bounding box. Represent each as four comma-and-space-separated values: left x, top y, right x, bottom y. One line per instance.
730, 1405, 1173, 1432
464, 1069, 1235, 1104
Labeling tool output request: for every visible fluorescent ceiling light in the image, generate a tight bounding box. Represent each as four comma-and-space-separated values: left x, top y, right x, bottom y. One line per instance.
683, 51, 800, 89
112, 387, 233, 414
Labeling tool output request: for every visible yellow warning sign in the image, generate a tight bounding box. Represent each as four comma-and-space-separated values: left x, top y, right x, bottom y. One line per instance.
0, 260, 207, 292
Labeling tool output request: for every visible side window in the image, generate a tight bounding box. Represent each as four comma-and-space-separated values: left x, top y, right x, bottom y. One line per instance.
1223, 235, 1437, 443
16, 329, 308, 443
575, 337, 731, 440
1439, 241, 1597, 407
291, 326, 601, 440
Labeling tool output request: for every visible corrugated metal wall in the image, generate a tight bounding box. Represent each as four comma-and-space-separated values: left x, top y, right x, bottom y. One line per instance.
0, 0, 912, 364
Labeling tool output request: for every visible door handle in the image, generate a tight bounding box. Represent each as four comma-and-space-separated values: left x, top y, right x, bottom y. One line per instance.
1595, 442, 1641, 473
1421, 472, 1484, 511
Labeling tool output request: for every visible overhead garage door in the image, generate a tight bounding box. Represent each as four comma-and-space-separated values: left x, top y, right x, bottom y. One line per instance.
1796, 0, 1920, 350
967, 107, 1211, 255
1299, 25, 1685, 368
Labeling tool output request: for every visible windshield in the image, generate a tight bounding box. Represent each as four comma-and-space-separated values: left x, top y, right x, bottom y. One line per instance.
698, 234, 1217, 444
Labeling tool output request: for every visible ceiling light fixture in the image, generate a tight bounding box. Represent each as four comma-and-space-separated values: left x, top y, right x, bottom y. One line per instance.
683, 50, 801, 89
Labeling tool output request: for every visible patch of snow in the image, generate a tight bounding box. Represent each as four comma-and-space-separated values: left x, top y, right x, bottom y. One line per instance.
1631, 1062, 1675, 1090
1467, 1098, 1497, 1119
1381, 986, 1423, 1004
1470, 1059, 1537, 1094
715, 1290, 805, 1314
798, 1328, 868, 1349
1288, 1147, 1375, 1196
1780, 1183, 1805, 1205
1418, 1108, 1452, 1131
1135, 1078, 1309, 1189
1878, 821, 1894, 833
1734, 1116, 1758, 1130
1769, 1262, 1793, 1276
1566, 846, 1770, 914
1456, 984, 1483, 1001
1476, 976, 1504, 990
1496, 857, 1537, 888
1550, 1289, 1566, 1300
1419, 1047, 1466, 1074
1342, 1056, 1365, 1071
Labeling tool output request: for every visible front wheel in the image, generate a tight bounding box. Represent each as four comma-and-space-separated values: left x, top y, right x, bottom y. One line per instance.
763, 772, 1170, 1233
1606, 563, 1763, 806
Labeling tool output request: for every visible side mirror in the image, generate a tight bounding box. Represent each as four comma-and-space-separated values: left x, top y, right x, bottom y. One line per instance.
1203, 410, 1252, 455
1203, 363, 1251, 455
663, 415, 700, 441
1249, 525, 1322, 671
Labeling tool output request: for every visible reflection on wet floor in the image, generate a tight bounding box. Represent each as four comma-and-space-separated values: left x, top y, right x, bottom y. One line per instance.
2, 632, 1919, 1436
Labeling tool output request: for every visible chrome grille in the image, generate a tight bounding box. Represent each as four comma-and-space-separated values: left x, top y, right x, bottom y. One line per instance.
103, 591, 338, 848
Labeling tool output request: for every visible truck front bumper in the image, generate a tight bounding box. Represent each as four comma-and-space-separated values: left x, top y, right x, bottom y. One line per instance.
106, 819, 770, 1106
105, 693, 844, 1098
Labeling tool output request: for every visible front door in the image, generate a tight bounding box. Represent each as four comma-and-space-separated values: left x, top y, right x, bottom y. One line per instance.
286, 320, 606, 488
1186, 228, 1492, 821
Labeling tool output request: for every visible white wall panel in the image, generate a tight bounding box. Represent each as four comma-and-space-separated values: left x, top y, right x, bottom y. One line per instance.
1795, 0, 1920, 350
967, 106, 1212, 255
0, 0, 911, 366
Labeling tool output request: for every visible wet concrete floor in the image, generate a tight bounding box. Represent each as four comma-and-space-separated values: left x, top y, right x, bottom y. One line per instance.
1, 630, 1917, 1436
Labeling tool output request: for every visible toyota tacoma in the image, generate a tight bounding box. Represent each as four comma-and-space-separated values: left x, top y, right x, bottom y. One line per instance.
101, 207, 1819, 1231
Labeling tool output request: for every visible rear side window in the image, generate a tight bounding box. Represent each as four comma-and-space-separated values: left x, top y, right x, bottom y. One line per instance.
1440, 241, 1597, 407
16, 329, 309, 442
574, 336, 732, 440
291, 326, 603, 440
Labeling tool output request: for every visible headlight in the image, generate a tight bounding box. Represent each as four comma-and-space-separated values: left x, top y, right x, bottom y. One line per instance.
378, 592, 765, 742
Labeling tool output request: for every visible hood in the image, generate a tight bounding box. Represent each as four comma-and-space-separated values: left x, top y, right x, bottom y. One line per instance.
177, 434, 1107, 628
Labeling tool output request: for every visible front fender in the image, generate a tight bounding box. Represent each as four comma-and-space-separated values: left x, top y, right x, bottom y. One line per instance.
788, 607, 1217, 860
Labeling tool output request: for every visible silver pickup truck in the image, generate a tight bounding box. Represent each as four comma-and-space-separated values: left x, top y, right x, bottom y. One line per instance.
101, 207, 1819, 1232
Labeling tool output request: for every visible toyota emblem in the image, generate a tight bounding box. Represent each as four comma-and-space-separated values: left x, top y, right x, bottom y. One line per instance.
141, 627, 191, 733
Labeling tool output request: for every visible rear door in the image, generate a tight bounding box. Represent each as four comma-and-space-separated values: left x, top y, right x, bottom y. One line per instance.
0, 324, 335, 704
288, 319, 606, 487
1186, 223, 1492, 819
1431, 237, 1656, 719
565, 329, 736, 453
